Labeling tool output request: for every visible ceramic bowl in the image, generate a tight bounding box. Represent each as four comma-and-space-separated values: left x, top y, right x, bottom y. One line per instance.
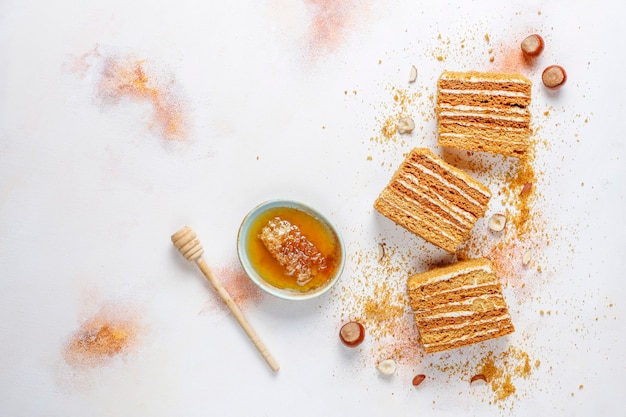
237, 200, 345, 300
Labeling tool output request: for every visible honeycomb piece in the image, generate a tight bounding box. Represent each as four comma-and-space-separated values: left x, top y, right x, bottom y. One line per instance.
258, 217, 326, 286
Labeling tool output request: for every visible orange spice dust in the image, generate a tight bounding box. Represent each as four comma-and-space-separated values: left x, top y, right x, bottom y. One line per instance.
68, 45, 101, 79
336, 243, 423, 366
304, 0, 359, 57
63, 304, 143, 368
200, 262, 264, 314
494, 42, 540, 74
97, 56, 188, 141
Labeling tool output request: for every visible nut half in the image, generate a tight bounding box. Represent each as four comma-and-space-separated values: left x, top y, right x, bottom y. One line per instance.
397, 117, 415, 134
488, 213, 507, 232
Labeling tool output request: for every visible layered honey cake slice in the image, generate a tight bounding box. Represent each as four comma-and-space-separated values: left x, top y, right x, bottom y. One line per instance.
374, 148, 491, 253
437, 71, 532, 158
407, 258, 514, 354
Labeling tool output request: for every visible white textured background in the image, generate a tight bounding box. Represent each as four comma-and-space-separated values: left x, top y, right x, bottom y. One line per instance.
1, 0, 624, 416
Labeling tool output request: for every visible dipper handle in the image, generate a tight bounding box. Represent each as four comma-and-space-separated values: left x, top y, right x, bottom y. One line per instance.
171, 226, 280, 372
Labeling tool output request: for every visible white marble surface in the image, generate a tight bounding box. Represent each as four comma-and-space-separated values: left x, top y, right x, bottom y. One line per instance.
1, 0, 624, 415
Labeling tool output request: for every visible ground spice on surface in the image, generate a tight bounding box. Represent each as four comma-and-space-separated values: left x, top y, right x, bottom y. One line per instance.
200, 262, 264, 314
63, 304, 143, 368
303, 0, 361, 58
96, 55, 189, 141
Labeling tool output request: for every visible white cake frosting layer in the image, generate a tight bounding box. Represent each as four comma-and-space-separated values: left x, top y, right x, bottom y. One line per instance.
399, 172, 475, 223
413, 294, 503, 315
440, 74, 529, 84
407, 161, 485, 209
438, 102, 529, 114
422, 323, 510, 349
424, 314, 511, 334
422, 152, 490, 196
438, 110, 528, 122
395, 180, 471, 235
397, 174, 475, 226
379, 196, 458, 243
439, 88, 528, 98
439, 132, 528, 145
411, 261, 494, 287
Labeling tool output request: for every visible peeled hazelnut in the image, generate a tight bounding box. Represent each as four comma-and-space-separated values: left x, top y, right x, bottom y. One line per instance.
520, 34, 544, 57
412, 374, 426, 386
339, 321, 365, 347
408, 65, 417, 83
542, 65, 567, 89
377, 359, 397, 375
488, 213, 507, 232
397, 117, 415, 134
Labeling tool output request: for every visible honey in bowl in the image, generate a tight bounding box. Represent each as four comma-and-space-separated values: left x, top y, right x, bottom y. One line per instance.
243, 204, 343, 294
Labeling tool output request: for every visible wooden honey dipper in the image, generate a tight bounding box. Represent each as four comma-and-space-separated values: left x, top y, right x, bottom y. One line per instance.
171, 226, 280, 372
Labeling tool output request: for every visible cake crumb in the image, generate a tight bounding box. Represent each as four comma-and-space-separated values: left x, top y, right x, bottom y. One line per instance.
476, 346, 536, 402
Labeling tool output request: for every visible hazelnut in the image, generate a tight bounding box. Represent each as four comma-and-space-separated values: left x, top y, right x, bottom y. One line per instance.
542, 65, 567, 89
520, 34, 544, 57
412, 374, 426, 386
488, 213, 507, 232
408, 65, 417, 83
339, 321, 365, 347
397, 117, 415, 134
377, 359, 397, 375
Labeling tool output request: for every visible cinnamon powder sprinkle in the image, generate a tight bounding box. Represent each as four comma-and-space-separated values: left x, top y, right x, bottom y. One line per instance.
97, 56, 188, 141
64, 305, 142, 368
304, 0, 356, 57
217, 263, 264, 308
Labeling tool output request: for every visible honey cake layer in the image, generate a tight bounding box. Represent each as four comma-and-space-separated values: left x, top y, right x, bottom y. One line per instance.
436, 71, 532, 158
374, 148, 490, 253
407, 258, 514, 354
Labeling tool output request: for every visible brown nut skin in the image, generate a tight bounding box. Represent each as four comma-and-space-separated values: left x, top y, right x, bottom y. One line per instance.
521, 34, 545, 57
339, 321, 365, 347
542, 65, 567, 89
412, 374, 426, 386
470, 374, 488, 383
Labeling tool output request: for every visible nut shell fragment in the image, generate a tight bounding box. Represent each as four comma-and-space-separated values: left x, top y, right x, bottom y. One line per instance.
377, 359, 397, 375
488, 213, 507, 232
470, 374, 488, 384
377, 242, 386, 262
408, 65, 417, 83
397, 117, 415, 134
